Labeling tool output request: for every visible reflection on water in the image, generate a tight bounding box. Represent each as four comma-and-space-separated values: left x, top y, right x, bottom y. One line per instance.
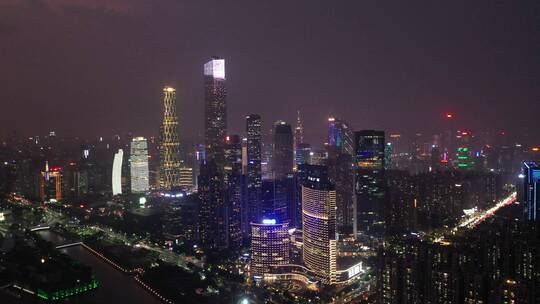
38, 230, 68, 245
37, 230, 160, 304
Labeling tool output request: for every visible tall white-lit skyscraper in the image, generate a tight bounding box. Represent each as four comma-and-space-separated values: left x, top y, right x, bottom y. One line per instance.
204, 57, 227, 168
198, 57, 228, 250
112, 149, 123, 195
130, 137, 149, 193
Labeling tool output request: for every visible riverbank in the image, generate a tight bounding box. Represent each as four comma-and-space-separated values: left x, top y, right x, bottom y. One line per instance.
37, 230, 162, 304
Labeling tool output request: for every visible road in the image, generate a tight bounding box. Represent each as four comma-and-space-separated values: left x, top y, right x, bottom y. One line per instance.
86, 225, 203, 269
456, 192, 517, 230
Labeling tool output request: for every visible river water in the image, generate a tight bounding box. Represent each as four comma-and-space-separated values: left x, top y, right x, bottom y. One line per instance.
37, 230, 161, 304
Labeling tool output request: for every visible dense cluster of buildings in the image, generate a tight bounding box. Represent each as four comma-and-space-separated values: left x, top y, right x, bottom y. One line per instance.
1, 56, 540, 298
377, 203, 540, 303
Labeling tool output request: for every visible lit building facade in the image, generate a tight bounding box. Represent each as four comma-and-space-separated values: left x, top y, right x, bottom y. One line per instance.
302, 170, 338, 285
309, 150, 327, 166
327, 117, 353, 156
39, 161, 62, 202
327, 151, 354, 234
130, 137, 149, 193
162, 193, 197, 242
225, 135, 243, 249
456, 130, 474, 170
159, 86, 183, 190
261, 179, 292, 223
295, 143, 312, 167
250, 219, 290, 278
179, 166, 193, 191
204, 57, 227, 169
246, 114, 263, 229
326, 118, 354, 235
354, 130, 385, 235
294, 110, 304, 169
294, 110, 304, 149
112, 149, 123, 195
296, 164, 329, 229
198, 160, 227, 249
523, 162, 540, 221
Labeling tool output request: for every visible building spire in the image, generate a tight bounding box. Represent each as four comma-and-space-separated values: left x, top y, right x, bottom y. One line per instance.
295, 110, 303, 144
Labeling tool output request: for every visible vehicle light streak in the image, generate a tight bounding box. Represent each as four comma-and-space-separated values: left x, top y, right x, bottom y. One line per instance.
458, 192, 516, 230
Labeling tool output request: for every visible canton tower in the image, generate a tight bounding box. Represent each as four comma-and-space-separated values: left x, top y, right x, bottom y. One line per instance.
159, 86, 182, 190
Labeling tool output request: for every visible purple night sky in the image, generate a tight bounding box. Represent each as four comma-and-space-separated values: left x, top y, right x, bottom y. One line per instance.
1, 0, 539, 146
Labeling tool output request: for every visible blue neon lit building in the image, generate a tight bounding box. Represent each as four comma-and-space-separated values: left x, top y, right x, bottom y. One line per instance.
328, 118, 353, 156
523, 162, 540, 221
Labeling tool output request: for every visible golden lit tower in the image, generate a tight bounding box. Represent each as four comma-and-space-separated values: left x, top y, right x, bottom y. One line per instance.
159, 86, 182, 190
302, 167, 338, 285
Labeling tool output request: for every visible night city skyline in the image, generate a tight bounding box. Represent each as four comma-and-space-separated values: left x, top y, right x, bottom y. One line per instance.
1, 1, 540, 146
1, 1, 540, 304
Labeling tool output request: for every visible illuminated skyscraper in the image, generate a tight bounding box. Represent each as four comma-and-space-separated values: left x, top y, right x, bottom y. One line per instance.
295, 143, 312, 167
246, 114, 262, 228
162, 193, 197, 243
310, 149, 327, 165
112, 149, 123, 195
326, 118, 354, 234
179, 166, 193, 191
296, 164, 329, 228
204, 57, 227, 168
198, 160, 227, 249
273, 121, 294, 180
327, 117, 353, 156
225, 135, 243, 249
294, 110, 304, 170
241, 137, 248, 174
327, 150, 354, 234
39, 161, 62, 202
456, 131, 474, 170
159, 86, 182, 190
302, 169, 337, 285
130, 137, 149, 193
250, 219, 290, 279
294, 110, 304, 146
261, 179, 290, 223
523, 162, 540, 221
354, 130, 385, 235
